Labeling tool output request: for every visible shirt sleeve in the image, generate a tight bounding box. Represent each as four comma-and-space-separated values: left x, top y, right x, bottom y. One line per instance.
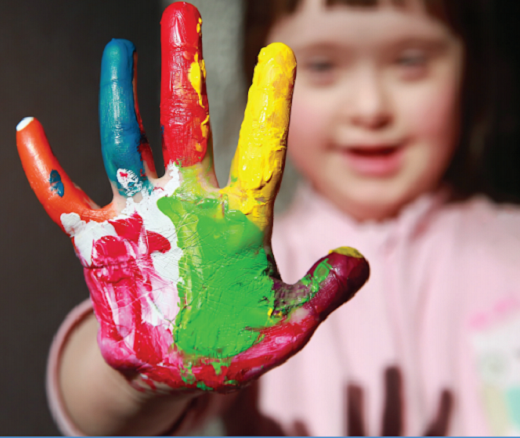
46, 299, 94, 435
46, 300, 237, 436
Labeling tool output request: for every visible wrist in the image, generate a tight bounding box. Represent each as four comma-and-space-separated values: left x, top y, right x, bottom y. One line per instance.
59, 312, 198, 435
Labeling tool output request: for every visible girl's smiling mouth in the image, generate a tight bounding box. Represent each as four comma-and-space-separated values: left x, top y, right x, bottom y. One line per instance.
338, 143, 406, 177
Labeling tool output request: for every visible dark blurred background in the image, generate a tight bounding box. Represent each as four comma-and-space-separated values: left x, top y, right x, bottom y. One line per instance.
1, 0, 520, 435
0, 1, 161, 434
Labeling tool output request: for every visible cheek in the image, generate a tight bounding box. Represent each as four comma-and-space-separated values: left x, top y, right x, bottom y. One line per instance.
287, 91, 328, 165
398, 78, 461, 192
402, 79, 461, 152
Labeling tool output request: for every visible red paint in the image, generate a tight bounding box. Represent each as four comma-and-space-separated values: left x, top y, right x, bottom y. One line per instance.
160, 2, 209, 167
85, 213, 177, 375
87, 240, 368, 392
18, 3, 370, 393
16, 118, 115, 230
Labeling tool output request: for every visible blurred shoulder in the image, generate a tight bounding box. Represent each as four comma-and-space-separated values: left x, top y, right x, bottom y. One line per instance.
432, 194, 520, 273
437, 194, 520, 240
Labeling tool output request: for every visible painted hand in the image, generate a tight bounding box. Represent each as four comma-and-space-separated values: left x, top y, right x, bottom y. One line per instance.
17, 2, 369, 393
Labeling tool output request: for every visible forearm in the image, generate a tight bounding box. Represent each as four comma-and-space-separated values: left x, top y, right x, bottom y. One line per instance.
59, 313, 195, 436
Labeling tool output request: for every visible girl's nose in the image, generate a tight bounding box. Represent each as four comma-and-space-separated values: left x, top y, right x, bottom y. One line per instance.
344, 68, 391, 130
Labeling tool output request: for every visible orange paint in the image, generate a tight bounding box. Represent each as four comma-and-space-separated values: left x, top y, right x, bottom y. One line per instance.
16, 118, 115, 230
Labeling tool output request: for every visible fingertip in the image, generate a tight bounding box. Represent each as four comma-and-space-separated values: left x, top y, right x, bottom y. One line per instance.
16, 117, 44, 151
302, 251, 369, 321
161, 1, 202, 49
104, 38, 136, 55
101, 39, 135, 86
254, 43, 296, 88
329, 246, 365, 259
16, 117, 34, 132
259, 43, 296, 66
326, 249, 370, 294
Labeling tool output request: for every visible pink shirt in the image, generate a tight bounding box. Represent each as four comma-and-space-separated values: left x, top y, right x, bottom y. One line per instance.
47, 185, 520, 435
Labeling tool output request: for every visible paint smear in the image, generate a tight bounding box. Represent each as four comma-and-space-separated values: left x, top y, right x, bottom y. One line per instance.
188, 53, 204, 107
221, 43, 296, 231
158, 180, 279, 358
49, 170, 64, 197
99, 39, 151, 197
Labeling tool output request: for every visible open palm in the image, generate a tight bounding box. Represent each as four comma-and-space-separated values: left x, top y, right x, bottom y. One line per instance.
16, 2, 369, 393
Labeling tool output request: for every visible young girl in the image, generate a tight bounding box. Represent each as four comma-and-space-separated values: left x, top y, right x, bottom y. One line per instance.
19, 0, 520, 435
240, 0, 520, 435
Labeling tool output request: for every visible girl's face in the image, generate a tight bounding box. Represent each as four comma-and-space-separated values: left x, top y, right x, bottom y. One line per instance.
267, 0, 463, 221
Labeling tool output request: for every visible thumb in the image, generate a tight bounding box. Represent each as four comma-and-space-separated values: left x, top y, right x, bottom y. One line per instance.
222, 248, 369, 388
275, 247, 370, 321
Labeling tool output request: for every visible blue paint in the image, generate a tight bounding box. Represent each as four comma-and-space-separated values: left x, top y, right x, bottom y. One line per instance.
506, 386, 520, 429
99, 39, 150, 197
49, 170, 64, 197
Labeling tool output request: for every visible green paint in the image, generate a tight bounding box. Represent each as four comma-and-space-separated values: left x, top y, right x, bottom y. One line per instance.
300, 259, 332, 294
210, 360, 229, 376
179, 365, 196, 385
506, 387, 520, 428
196, 382, 214, 391
157, 168, 280, 359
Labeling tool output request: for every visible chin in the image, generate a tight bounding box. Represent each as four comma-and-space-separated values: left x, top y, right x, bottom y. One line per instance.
334, 185, 414, 222
349, 200, 405, 222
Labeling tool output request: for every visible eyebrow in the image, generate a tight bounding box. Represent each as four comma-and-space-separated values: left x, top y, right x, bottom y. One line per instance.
291, 33, 451, 54
382, 34, 451, 50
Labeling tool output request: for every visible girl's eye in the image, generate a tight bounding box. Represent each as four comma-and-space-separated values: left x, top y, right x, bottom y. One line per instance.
394, 50, 429, 79
302, 59, 337, 86
397, 52, 426, 66
307, 60, 334, 72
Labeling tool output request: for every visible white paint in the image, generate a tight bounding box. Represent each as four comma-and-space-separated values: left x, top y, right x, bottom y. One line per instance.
143, 290, 172, 327
60, 164, 184, 326
122, 164, 181, 286
162, 164, 182, 196
288, 307, 310, 324
117, 168, 143, 196
17, 117, 34, 131
61, 212, 118, 266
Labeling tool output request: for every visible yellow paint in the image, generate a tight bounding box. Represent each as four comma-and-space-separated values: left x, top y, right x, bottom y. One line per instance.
201, 59, 206, 79
197, 17, 202, 34
220, 43, 296, 231
194, 114, 209, 153
187, 51, 209, 151
188, 53, 204, 107
330, 247, 364, 259
201, 114, 210, 139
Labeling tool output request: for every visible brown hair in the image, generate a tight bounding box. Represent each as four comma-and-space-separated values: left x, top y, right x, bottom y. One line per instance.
243, 0, 497, 199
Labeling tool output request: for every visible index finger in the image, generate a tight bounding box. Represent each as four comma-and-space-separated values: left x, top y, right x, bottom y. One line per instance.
223, 43, 296, 231
160, 2, 211, 169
